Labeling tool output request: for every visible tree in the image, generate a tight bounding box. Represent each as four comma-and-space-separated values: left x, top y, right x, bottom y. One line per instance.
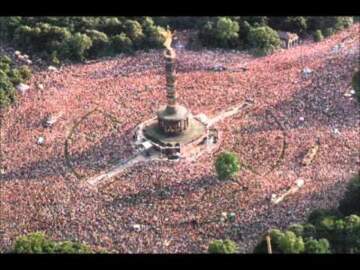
238, 20, 252, 48
338, 174, 360, 216
285, 17, 308, 35
85, 29, 110, 58
323, 28, 335, 38
254, 229, 304, 254
248, 26, 281, 56
313, 30, 324, 42
141, 17, 165, 49
0, 16, 22, 41
288, 224, 304, 237
63, 32, 93, 61
308, 208, 338, 225
213, 17, 239, 48
123, 20, 144, 48
268, 17, 308, 36
304, 238, 330, 253
97, 17, 123, 36
242, 16, 268, 27
302, 223, 317, 239
333, 17, 354, 31
14, 232, 57, 253
18, 65, 32, 81
277, 231, 305, 254
307, 16, 353, 34
111, 33, 133, 54
13, 232, 92, 254
215, 151, 240, 180
208, 239, 239, 253
198, 17, 239, 49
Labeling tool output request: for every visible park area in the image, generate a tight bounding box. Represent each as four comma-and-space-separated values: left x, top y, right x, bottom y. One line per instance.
0, 23, 359, 253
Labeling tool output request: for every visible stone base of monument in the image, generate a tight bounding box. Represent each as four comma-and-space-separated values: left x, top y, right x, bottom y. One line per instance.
133, 114, 215, 160
144, 116, 208, 158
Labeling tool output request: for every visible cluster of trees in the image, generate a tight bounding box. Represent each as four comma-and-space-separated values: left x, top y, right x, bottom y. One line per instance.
193, 16, 354, 54
210, 161, 359, 254
0, 55, 31, 108
0, 17, 355, 63
254, 174, 360, 253
0, 17, 166, 63
12, 231, 93, 253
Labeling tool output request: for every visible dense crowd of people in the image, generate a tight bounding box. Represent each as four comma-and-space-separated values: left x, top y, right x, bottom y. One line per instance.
0, 24, 359, 253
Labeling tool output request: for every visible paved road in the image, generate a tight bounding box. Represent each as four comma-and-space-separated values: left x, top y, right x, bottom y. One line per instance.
87, 153, 149, 187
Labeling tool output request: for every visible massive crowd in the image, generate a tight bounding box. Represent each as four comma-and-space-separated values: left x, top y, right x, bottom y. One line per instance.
0, 24, 359, 253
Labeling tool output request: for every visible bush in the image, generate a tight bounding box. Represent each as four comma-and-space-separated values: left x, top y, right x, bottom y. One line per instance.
208, 239, 239, 253
313, 30, 324, 42
215, 151, 240, 180
248, 26, 281, 56
351, 71, 360, 102
13, 232, 92, 254
63, 32, 93, 61
304, 238, 330, 253
338, 174, 360, 216
111, 33, 133, 54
